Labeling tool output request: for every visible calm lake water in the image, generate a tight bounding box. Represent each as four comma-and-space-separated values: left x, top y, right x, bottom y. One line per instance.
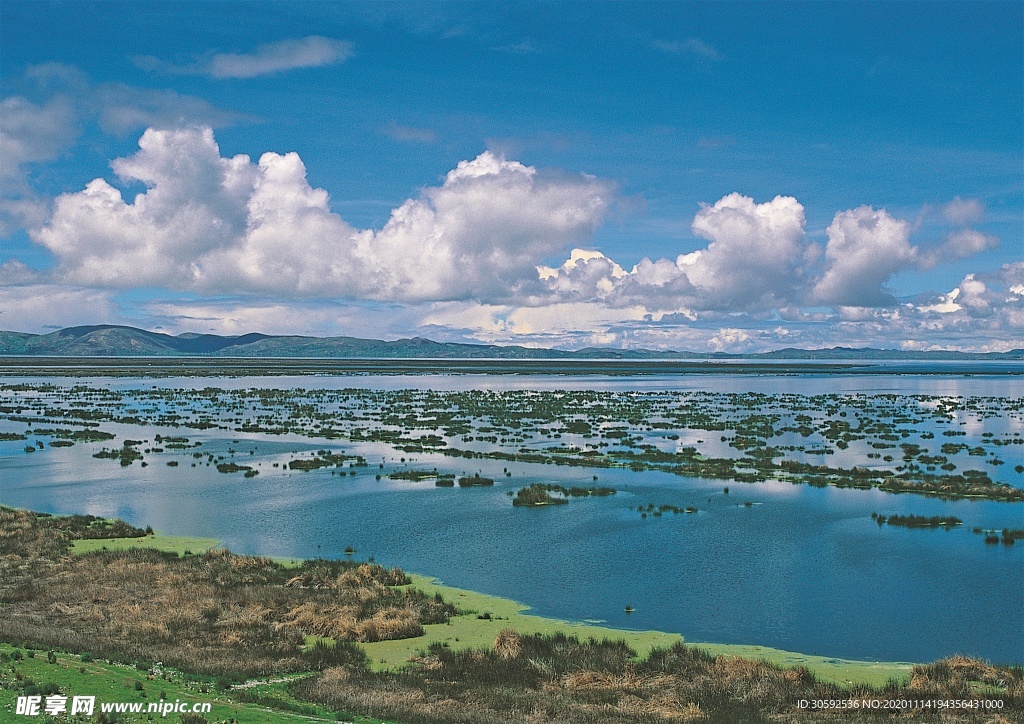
1, 367, 1022, 665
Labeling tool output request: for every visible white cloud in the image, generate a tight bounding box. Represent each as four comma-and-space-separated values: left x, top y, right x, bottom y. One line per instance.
33, 127, 254, 287
209, 36, 353, 78
381, 122, 439, 144
0, 285, 117, 332
1001, 261, 1024, 296
94, 84, 243, 135
536, 249, 627, 299
681, 193, 807, 308
535, 193, 807, 312
939, 228, 998, 259
811, 206, 917, 306
0, 94, 77, 234
33, 127, 613, 302
14, 120, 1018, 354
142, 298, 418, 338
0, 259, 44, 285
421, 300, 648, 347
139, 37, 354, 79
942, 196, 985, 225
1, 65, 241, 236
0, 95, 76, 180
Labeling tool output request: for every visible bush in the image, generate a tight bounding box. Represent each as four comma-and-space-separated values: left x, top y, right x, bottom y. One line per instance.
303, 640, 369, 671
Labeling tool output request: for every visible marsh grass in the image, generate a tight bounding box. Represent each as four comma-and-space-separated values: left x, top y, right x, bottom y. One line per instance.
3, 506, 1021, 722
293, 631, 1024, 723
0, 507, 455, 681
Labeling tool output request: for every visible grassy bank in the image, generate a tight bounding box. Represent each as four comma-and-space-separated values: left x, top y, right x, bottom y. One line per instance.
68, 530, 914, 687
369, 574, 913, 687
3, 509, 1019, 722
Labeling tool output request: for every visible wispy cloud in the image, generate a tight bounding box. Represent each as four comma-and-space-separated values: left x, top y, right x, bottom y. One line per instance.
493, 39, 540, 54
136, 36, 353, 79
381, 122, 438, 144
942, 196, 985, 225
651, 37, 722, 61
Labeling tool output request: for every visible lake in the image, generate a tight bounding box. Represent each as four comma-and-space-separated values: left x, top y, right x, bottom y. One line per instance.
1, 364, 1022, 665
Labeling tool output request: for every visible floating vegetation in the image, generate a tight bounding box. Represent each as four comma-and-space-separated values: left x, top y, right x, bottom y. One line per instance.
288, 451, 366, 472
872, 512, 962, 529
633, 503, 697, 517
512, 484, 569, 507
458, 474, 495, 487
971, 526, 1024, 546
389, 469, 443, 482
216, 462, 258, 477
93, 441, 143, 466
3, 383, 1022, 502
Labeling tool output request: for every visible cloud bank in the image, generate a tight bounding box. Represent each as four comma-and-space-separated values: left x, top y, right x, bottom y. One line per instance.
33, 127, 612, 302
6, 126, 1015, 353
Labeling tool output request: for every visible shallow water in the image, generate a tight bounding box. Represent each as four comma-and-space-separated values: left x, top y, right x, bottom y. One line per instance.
1, 369, 1022, 665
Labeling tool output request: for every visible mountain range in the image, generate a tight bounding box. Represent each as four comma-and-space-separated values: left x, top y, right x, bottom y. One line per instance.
0, 325, 1021, 360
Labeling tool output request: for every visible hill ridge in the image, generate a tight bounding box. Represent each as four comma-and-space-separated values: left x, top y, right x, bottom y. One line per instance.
0, 325, 1021, 360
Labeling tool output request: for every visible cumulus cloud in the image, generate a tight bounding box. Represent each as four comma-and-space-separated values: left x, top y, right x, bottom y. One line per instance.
16, 120, 1017, 353
1002, 261, 1024, 297
811, 206, 917, 306
138, 37, 353, 79
421, 264, 1024, 352
0, 259, 44, 286
937, 228, 999, 259
536, 249, 627, 300
679, 193, 807, 308
421, 300, 649, 347
1, 64, 240, 236
33, 127, 613, 302
535, 193, 807, 312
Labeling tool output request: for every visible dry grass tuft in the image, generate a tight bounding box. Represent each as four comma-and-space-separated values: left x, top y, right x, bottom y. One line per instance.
0, 507, 455, 680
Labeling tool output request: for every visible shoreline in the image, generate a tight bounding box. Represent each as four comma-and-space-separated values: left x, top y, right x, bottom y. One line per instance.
70, 530, 916, 687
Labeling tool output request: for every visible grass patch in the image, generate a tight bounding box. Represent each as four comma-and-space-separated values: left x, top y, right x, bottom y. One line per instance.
683, 642, 913, 688
0, 643, 385, 723
361, 575, 912, 686
71, 533, 220, 556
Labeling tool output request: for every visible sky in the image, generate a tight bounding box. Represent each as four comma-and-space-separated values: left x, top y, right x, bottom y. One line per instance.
0, 0, 1021, 352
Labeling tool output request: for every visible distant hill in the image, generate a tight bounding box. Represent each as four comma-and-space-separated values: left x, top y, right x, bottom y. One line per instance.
0, 325, 1021, 360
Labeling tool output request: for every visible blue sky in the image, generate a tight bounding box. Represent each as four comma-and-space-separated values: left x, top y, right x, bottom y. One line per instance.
1, 0, 1021, 351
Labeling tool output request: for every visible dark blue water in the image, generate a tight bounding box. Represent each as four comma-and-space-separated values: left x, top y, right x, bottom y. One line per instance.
1, 371, 1022, 665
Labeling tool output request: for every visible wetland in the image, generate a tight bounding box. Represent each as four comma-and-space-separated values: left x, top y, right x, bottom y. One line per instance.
1, 363, 1022, 666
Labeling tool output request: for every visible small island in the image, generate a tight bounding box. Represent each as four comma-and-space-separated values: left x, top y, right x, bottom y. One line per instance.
512, 483, 617, 507
872, 513, 962, 529
459, 474, 495, 487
